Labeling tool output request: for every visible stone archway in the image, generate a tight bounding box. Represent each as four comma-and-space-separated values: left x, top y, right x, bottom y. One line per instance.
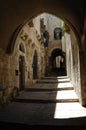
50, 48, 66, 76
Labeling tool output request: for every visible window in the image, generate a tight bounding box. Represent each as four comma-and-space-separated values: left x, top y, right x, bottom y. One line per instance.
54, 27, 62, 40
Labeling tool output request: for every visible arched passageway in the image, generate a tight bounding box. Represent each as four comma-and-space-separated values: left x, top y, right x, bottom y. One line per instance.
0, 0, 86, 110
0, 11, 81, 107
50, 48, 66, 76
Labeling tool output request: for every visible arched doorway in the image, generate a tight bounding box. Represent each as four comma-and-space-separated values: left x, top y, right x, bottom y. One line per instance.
32, 50, 38, 79
19, 56, 25, 91
50, 48, 66, 76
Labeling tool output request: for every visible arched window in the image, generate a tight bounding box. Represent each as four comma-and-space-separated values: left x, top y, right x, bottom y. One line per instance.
19, 43, 25, 53
54, 27, 62, 40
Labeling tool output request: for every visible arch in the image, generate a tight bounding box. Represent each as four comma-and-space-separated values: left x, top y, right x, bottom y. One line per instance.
63, 18, 82, 50
7, 24, 24, 54
50, 48, 66, 69
6, 11, 82, 54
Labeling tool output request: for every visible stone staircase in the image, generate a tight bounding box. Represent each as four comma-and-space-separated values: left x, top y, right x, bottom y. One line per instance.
13, 76, 79, 103
1, 76, 86, 127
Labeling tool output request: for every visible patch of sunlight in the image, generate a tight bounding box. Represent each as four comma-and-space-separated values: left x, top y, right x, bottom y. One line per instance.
54, 102, 86, 119
57, 76, 69, 79
54, 81, 86, 119
56, 90, 78, 99
57, 82, 73, 88
58, 78, 70, 82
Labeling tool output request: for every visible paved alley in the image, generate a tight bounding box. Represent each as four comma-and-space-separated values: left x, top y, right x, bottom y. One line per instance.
0, 76, 86, 128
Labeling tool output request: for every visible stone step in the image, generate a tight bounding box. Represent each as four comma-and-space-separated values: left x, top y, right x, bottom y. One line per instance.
37, 78, 70, 83
41, 76, 69, 80
14, 89, 79, 104
25, 87, 74, 91
37, 80, 58, 83
41, 77, 58, 80
13, 98, 79, 103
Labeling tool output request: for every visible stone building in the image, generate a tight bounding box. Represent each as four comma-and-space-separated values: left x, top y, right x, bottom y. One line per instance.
0, 0, 86, 108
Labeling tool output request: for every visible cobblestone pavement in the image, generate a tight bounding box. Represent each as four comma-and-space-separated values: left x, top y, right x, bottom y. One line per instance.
0, 76, 86, 129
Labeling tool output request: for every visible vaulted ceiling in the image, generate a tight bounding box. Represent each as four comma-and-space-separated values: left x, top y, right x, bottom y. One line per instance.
0, 0, 85, 52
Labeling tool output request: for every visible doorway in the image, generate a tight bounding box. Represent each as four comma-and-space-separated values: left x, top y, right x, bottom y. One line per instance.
19, 56, 25, 91
32, 51, 38, 79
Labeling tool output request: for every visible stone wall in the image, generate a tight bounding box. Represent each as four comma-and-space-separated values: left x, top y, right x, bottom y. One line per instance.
0, 17, 45, 105
64, 30, 81, 103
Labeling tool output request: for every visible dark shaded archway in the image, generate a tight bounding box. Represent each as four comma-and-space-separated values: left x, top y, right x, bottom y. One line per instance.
6, 11, 81, 54
2, 0, 83, 54
50, 48, 67, 76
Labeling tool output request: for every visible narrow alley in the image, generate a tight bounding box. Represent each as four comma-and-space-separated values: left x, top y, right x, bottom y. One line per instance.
0, 75, 86, 128
1, 1, 86, 129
